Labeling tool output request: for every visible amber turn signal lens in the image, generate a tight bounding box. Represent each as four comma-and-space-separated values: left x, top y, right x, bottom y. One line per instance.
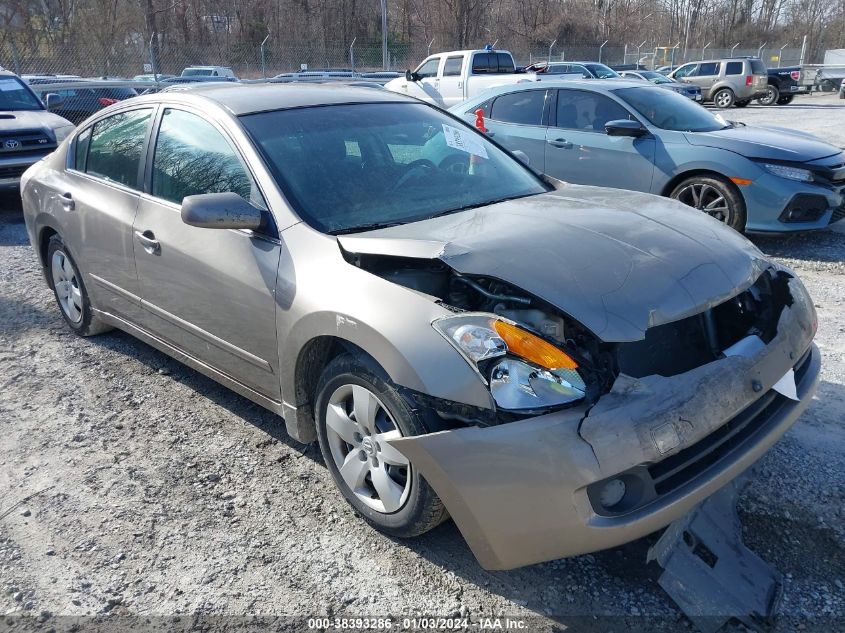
493, 320, 578, 370
729, 177, 753, 186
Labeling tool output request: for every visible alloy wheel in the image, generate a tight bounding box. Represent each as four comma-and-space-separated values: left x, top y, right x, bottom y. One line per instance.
715, 90, 733, 108
759, 86, 778, 106
324, 384, 411, 514
51, 250, 83, 324
674, 182, 733, 224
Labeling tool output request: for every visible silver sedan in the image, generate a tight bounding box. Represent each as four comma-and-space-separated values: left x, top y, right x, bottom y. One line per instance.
21, 83, 820, 570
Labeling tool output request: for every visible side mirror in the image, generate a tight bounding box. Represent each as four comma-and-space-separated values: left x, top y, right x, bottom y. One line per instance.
605, 119, 648, 137
405, 69, 420, 82
512, 150, 530, 166
44, 93, 64, 110
181, 192, 263, 230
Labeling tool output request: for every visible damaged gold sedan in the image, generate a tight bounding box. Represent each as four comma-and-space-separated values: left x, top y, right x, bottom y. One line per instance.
21, 84, 820, 571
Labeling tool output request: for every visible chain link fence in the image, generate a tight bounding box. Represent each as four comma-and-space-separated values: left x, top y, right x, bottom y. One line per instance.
1, 37, 807, 80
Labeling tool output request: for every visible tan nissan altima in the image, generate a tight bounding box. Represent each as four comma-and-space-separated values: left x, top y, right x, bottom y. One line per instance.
21, 83, 819, 570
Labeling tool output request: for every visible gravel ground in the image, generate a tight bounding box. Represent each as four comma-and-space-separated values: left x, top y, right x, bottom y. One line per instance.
1, 100, 844, 632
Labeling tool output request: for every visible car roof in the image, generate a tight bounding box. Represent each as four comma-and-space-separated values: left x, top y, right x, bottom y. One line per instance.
128, 82, 416, 115
450, 79, 658, 111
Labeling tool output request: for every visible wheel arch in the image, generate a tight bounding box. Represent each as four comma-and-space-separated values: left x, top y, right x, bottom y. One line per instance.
661, 168, 742, 199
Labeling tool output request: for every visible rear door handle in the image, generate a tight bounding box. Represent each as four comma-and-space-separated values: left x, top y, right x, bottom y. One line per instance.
135, 230, 161, 255
59, 192, 74, 211
547, 138, 573, 149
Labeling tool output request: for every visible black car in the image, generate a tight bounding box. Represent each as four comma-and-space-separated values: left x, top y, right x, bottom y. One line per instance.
26, 79, 138, 125
759, 66, 808, 106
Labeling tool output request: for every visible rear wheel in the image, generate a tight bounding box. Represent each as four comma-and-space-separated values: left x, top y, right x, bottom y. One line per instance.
713, 88, 735, 108
776, 94, 795, 105
670, 175, 747, 232
315, 353, 447, 538
47, 235, 111, 336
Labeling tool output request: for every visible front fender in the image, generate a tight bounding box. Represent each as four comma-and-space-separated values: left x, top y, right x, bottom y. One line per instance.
276, 223, 495, 441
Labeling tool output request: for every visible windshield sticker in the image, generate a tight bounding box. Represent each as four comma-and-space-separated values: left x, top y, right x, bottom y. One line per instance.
0, 79, 23, 91
442, 124, 488, 159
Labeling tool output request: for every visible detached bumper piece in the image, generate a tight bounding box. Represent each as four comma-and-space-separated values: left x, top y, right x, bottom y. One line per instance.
648, 478, 781, 633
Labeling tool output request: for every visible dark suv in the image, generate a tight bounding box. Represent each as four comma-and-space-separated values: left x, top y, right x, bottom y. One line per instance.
25, 78, 138, 125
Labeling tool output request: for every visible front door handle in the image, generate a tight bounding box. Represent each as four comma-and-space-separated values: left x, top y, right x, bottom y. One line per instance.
547, 138, 573, 149
59, 192, 74, 211
135, 230, 161, 255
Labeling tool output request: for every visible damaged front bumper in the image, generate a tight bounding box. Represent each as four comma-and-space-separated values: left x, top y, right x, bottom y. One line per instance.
389, 278, 820, 570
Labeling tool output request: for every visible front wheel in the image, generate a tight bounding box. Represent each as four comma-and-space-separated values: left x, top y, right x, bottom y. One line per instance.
315, 354, 447, 538
758, 85, 779, 106
670, 175, 747, 232
713, 88, 735, 108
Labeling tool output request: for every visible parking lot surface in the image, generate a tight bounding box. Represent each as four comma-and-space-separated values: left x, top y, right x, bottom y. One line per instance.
1, 97, 844, 632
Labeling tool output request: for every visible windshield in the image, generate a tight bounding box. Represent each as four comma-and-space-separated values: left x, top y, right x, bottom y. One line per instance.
585, 64, 620, 79
0, 77, 44, 111
240, 103, 548, 234
614, 87, 727, 132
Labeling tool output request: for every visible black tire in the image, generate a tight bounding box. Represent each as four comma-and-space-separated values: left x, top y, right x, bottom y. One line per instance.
820, 79, 835, 92
669, 175, 747, 232
734, 99, 750, 108
315, 353, 448, 538
713, 88, 735, 108
46, 235, 112, 336
757, 85, 779, 106
776, 95, 794, 105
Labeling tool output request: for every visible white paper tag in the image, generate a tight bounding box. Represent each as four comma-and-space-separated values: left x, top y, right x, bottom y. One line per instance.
442, 124, 488, 159
772, 369, 799, 401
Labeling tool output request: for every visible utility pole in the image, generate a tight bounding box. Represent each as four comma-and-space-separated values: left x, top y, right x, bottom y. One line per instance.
349, 37, 356, 74
599, 39, 609, 63
380, 0, 388, 70
548, 39, 557, 63
799, 35, 807, 65
260, 32, 271, 79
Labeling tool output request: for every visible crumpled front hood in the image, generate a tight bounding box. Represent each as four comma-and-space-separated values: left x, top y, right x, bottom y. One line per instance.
0, 109, 72, 132
338, 186, 770, 342
685, 125, 839, 162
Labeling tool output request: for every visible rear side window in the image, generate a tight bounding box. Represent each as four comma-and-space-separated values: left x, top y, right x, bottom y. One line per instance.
697, 62, 720, 76
85, 108, 152, 188
443, 56, 463, 77
152, 108, 265, 209
415, 58, 440, 78
73, 127, 91, 171
490, 90, 546, 125
725, 61, 743, 75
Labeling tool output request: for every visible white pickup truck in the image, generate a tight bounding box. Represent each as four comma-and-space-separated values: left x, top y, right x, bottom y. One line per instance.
384, 49, 558, 108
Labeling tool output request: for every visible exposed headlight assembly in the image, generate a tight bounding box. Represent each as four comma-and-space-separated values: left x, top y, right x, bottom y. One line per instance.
53, 125, 75, 143
433, 313, 586, 411
762, 163, 814, 182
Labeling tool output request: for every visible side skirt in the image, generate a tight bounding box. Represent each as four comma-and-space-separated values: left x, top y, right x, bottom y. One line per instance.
94, 308, 288, 421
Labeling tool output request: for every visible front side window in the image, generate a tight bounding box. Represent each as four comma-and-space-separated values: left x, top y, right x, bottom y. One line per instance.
697, 62, 720, 76
0, 77, 44, 111
152, 108, 265, 208
556, 90, 632, 131
415, 58, 440, 78
443, 56, 463, 77
85, 108, 152, 188
584, 64, 620, 79
570, 65, 592, 78
240, 103, 547, 234
490, 90, 546, 125
615, 87, 727, 132
673, 64, 697, 79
